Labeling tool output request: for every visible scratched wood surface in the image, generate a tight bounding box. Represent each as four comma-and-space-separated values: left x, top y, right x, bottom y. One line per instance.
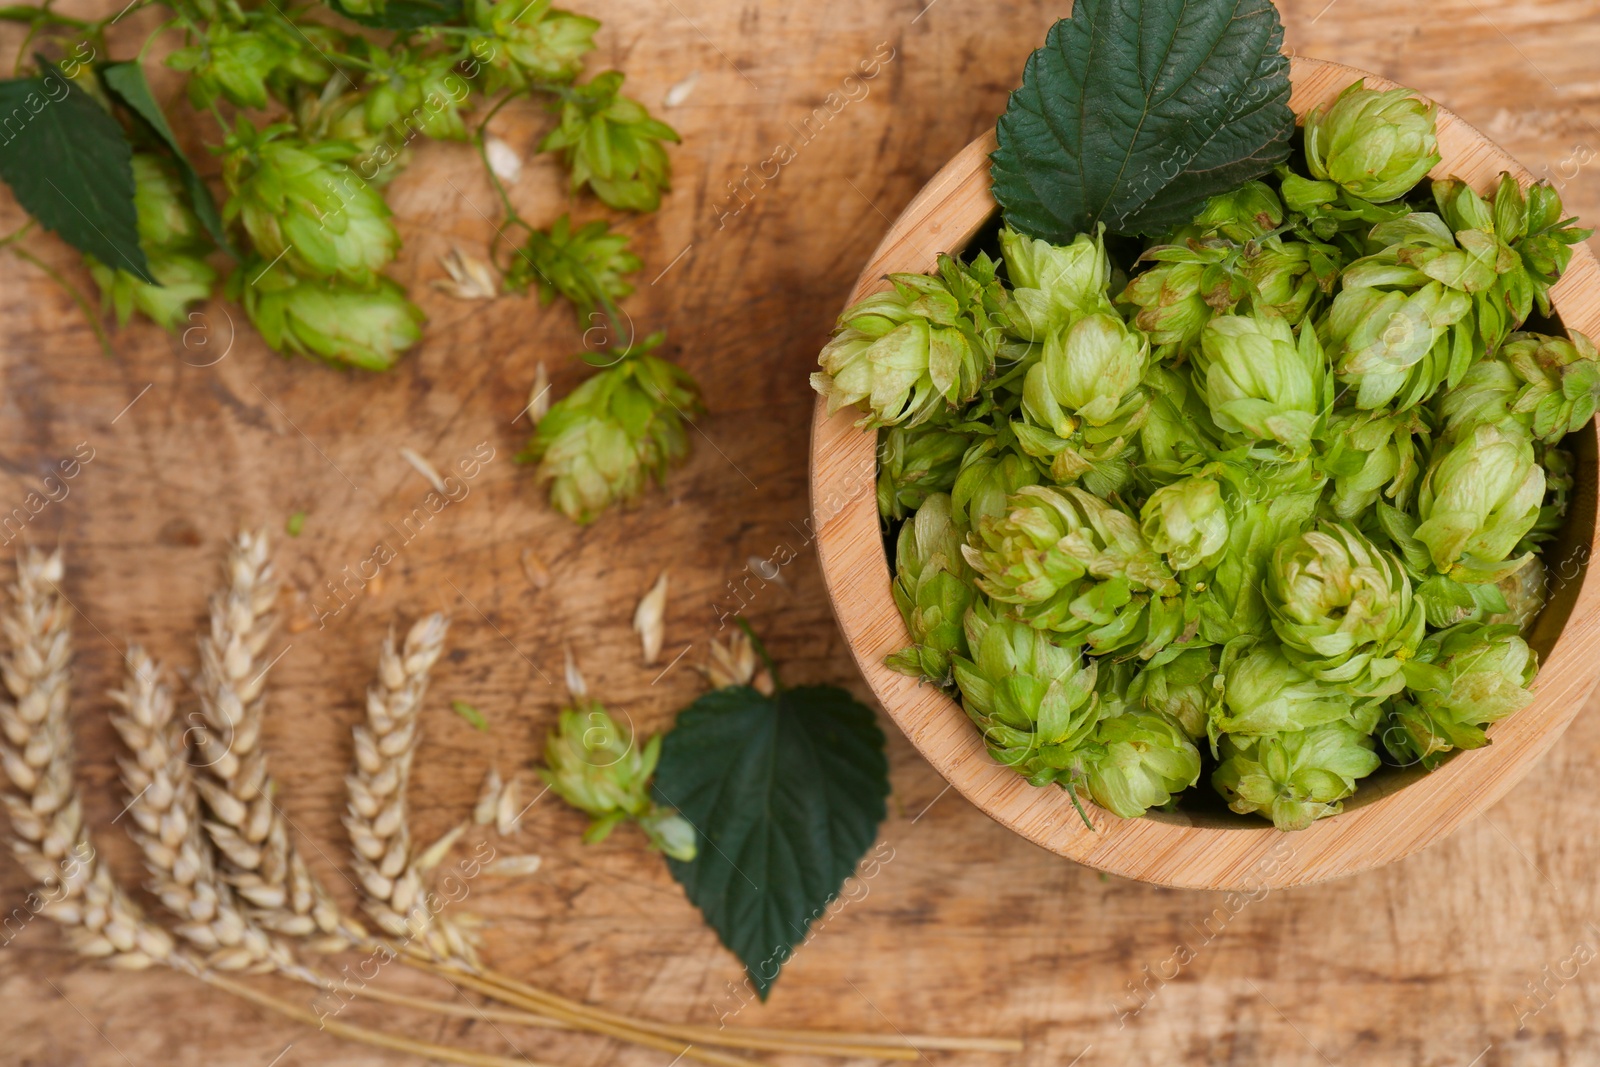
2, 1, 1600, 1065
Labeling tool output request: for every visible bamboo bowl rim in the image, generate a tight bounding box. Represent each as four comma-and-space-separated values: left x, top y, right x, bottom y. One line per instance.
808, 56, 1600, 890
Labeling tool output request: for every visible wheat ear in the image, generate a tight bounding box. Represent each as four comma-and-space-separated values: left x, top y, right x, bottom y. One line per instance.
0, 549, 180, 969
346, 613, 477, 964
192, 530, 360, 946
108, 647, 323, 980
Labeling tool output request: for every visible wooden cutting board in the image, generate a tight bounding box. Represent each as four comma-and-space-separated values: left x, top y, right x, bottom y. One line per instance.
2, 1, 1598, 1064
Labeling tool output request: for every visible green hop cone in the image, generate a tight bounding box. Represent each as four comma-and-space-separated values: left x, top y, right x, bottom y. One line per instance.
540, 71, 680, 212
1303, 79, 1441, 202
1191, 469, 1324, 646
1507, 179, 1594, 317
1208, 639, 1360, 739
1213, 722, 1380, 831
518, 334, 704, 524
1240, 238, 1323, 325
167, 24, 292, 110
1414, 421, 1545, 581
364, 49, 474, 142
538, 701, 697, 860
963, 485, 1182, 657
1082, 710, 1201, 819
1127, 645, 1219, 740
1488, 557, 1548, 633
507, 214, 641, 321
474, 0, 599, 86
1319, 268, 1473, 412
877, 424, 971, 521
232, 260, 423, 371
1120, 258, 1226, 362
1384, 624, 1537, 767
1437, 330, 1600, 447
949, 440, 1040, 529
1140, 473, 1228, 571
997, 223, 1112, 341
885, 493, 975, 684
88, 155, 217, 332
951, 601, 1102, 787
1264, 523, 1425, 699
1193, 311, 1326, 453
223, 123, 400, 286
1019, 312, 1148, 433
1137, 364, 1220, 477
1317, 409, 1428, 521
812, 253, 1004, 428
90, 253, 217, 332
1192, 179, 1286, 242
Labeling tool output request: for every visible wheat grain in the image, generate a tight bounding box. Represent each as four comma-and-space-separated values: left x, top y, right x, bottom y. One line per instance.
193, 530, 359, 947
345, 613, 477, 964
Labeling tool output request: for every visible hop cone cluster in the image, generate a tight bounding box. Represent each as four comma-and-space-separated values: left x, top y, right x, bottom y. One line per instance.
819, 78, 1585, 830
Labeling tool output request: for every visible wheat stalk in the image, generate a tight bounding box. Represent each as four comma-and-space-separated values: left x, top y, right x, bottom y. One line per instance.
191, 530, 360, 946
345, 613, 477, 964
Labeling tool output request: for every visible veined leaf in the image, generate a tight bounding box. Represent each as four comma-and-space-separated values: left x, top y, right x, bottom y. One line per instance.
102, 61, 234, 257
654, 684, 889, 998
0, 61, 151, 281
992, 0, 1295, 241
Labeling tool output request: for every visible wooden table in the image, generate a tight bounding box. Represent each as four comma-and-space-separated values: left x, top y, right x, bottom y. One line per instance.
2, 1, 1599, 1064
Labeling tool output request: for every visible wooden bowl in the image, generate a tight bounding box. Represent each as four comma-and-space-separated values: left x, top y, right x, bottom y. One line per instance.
809, 57, 1600, 890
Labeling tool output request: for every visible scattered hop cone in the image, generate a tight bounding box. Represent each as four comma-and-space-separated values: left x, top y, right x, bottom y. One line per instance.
1127, 645, 1219, 740
475, 0, 599, 86
951, 601, 1101, 787
997, 224, 1112, 340
540, 71, 680, 211
1082, 710, 1201, 819
1209, 640, 1358, 739
364, 49, 473, 141
1414, 421, 1544, 581
877, 424, 970, 521
1384, 624, 1537, 767
223, 124, 400, 286
508, 214, 641, 319
518, 335, 704, 524
1265, 523, 1426, 699
1194, 311, 1325, 452
949, 441, 1040, 529
1213, 721, 1380, 830
1318, 409, 1428, 521
963, 485, 1181, 657
885, 494, 975, 684
1303, 79, 1441, 202
538, 701, 697, 861
812, 253, 1004, 428
1437, 330, 1600, 447
1140, 474, 1228, 572
234, 260, 423, 371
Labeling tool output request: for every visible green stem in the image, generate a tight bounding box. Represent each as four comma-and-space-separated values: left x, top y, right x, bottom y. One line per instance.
734, 618, 783, 693
0, 219, 37, 250
11, 246, 115, 361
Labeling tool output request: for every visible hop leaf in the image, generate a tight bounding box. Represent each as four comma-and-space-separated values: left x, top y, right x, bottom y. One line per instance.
474, 0, 599, 87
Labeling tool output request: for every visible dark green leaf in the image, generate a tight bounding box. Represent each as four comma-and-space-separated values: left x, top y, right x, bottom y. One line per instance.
327, 0, 462, 30
0, 62, 151, 281
101, 61, 234, 257
991, 0, 1294, 241
654, 684, 888, 998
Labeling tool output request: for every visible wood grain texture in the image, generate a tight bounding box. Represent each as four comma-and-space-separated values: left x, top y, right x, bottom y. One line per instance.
2, 3, 1600, 1067
810, 57, 1600, 891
